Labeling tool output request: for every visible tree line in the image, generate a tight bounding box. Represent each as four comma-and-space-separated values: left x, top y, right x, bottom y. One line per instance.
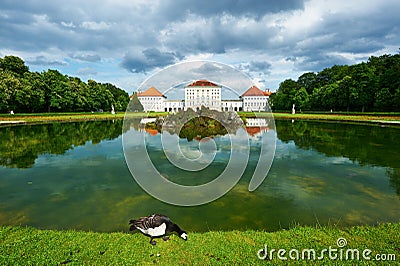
270, 52, 400, 112
0, 55, 130, 113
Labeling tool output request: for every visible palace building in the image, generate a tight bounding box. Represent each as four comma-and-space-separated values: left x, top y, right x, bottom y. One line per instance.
137, 80, 272, 112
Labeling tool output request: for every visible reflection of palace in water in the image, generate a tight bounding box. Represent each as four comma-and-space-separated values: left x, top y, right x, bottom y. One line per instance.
136, 80, 272, 112
245, 118, 270, 137
138, 117, 270, 138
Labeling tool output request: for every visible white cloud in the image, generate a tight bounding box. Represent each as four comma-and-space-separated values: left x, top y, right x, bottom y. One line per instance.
61, 21, 76, 28
81, 21, 112, 31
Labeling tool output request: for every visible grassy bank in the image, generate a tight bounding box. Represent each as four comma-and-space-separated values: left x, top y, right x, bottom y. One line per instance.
1, 111, 400, 127
0, 112, 166, 126
1, 224, 399, 265
0, 112, 400, 123
240, 112, 400, 125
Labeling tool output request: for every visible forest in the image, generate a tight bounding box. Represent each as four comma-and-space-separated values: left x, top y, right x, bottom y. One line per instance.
2, 53, 399, 113
0, 55, 130, 113
269, 52, 400, 112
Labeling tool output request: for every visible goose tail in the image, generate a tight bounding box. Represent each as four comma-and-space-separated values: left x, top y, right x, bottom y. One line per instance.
129, 219, 137, 231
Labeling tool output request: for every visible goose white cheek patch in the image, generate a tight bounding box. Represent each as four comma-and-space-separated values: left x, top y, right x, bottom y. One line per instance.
181, 233, 187, 240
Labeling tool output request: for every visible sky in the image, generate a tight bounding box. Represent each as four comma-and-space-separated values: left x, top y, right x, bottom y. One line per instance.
1, 0, 399, 94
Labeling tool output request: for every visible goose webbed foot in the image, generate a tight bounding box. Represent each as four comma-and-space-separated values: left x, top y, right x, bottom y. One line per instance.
150, 239, 157, 245
162, 236, 170, 241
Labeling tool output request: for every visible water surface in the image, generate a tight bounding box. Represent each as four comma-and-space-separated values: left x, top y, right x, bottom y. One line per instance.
0, 119, 399, 232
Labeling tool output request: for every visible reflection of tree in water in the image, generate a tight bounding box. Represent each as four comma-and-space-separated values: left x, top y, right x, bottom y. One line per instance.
291, 120, 308, 137
387, 168, 400, 198
276, 119, 400, 196
0, 120, 125, 168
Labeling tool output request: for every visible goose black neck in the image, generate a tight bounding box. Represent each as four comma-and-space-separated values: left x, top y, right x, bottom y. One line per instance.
172, 223, 184, 234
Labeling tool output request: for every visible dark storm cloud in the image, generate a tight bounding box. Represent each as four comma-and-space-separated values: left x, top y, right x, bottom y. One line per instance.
0, 1, 150, 52
310, 11, 395, 54
120, 48, 183, 73
238, 61, 272, 75
162, 14, 280, 55
247, 61, 272, 73
297, 53, 352, 72
0, 0, 300, 57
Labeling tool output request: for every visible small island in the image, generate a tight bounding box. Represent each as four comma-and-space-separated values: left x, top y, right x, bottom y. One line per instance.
145, 107, 245, 141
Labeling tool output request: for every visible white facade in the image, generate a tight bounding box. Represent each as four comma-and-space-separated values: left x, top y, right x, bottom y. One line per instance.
164, 100, 185, 112
137, 86, 166, 112
138, 96, 165, 112
184, 82, 222, 111
137, 81, 271, 112
242, 96, 270, 112
221, 100, 243, 112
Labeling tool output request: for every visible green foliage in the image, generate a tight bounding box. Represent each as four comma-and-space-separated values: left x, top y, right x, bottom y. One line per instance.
0, 55, 130, 113
271, 52, 400, 112
149, 107, 244, 141
0, 55, 29, 77
177, 116, 228, 141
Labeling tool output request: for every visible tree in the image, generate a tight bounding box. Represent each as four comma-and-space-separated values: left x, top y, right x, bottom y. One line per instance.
297, 72, 318, 94
293, 87, 310, 111
349, 63, 374, 112
270, 79, 298, 110
0, 55, 130, 113
374, 88, 393, 111
317, 82, 339, 111
335, 75, 358, 111
67, 77, 88, 111
17, 72, 46, 112
0, 55, 29, 77
87, 80, 114, 111
316, 65, 348, 88
103, 83, 130, 111
0, 71, 22, 112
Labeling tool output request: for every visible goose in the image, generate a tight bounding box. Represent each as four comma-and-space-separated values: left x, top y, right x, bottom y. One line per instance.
129, 214, 187, 245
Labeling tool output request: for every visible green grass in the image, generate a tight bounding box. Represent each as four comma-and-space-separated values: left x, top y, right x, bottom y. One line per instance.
239, 112, 400, 125
1, 224, 399, 265
0, 112, 167, 125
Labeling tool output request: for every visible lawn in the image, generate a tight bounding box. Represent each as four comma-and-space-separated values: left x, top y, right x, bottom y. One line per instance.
1, 111, 399, 126
1, 223, 399, 265
239, 112, 400, 125
0, 112, 168, 126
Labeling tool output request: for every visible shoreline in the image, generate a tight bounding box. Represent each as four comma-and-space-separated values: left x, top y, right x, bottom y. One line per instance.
0, 112, 399, 127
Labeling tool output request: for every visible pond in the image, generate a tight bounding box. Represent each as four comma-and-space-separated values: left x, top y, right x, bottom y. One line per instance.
0, 119, 399, 232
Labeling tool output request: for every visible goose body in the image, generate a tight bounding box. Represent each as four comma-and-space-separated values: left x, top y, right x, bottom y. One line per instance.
129, 214, 187, 245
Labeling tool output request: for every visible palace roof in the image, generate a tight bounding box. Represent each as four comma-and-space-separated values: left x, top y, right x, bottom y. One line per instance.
186, 80, 220, 87
138, 86, 166, 97
241, 86, 272, 97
